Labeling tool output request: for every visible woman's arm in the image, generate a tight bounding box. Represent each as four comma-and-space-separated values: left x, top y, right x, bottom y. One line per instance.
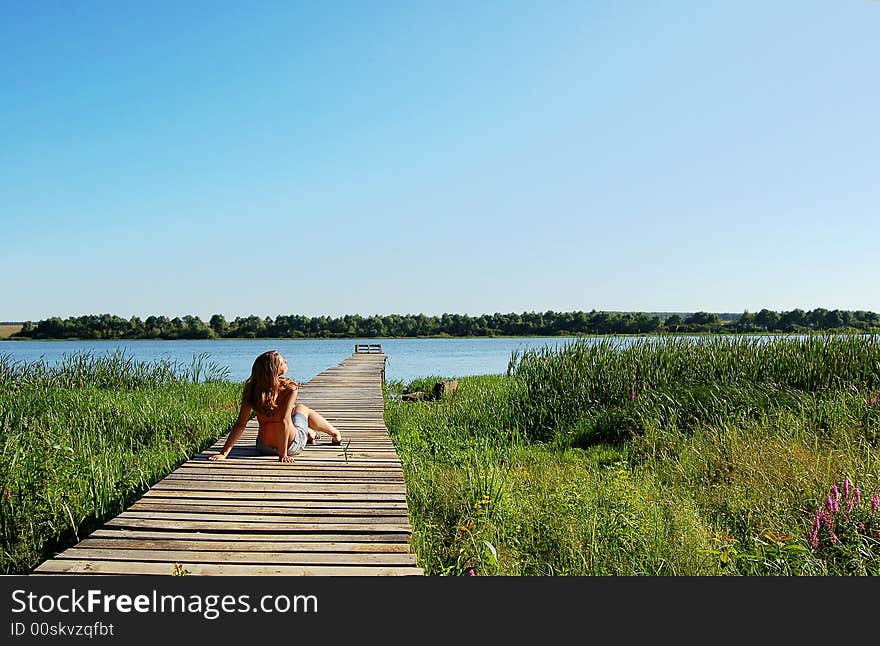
277, 383, 299, 463
209, 397, 252, 461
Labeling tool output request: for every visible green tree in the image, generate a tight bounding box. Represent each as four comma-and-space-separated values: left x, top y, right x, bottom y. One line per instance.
209, 314, 228, 336
664, 314, 683, 331
754, 309, 780, 330
684, 311, 720, 326
779, 309, 806, 331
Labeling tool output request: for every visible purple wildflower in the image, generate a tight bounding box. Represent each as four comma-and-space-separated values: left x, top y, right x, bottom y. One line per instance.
854, 487, 862, 506
826, 495, 839, 514
810, 514, 822, 548
843, 479, 851, 498
830, 531, 839, 545
3, 488, 9, 501
871, 493, 879, 512
629, 386, 636, 402
464, 566, 476, 576
858, 523, 866, 532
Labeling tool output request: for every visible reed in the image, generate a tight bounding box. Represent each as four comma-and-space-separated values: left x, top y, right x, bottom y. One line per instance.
0, 351, 240, 574
506, 334, 880, 445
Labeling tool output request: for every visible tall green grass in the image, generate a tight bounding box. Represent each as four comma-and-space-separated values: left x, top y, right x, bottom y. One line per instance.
0, 351, 240, 574
507, 335, 880, 445
385, 335, 880, 575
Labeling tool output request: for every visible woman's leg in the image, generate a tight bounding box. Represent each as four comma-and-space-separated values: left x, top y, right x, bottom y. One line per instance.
294, 403, 342, 443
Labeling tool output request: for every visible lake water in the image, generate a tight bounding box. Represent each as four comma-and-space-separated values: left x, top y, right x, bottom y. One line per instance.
0, 337, 595, 383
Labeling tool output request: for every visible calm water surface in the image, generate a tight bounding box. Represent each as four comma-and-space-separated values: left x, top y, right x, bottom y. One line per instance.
0, 337, 598, 383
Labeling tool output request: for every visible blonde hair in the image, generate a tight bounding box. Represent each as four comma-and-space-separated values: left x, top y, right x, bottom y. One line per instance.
243, 350, 295, 416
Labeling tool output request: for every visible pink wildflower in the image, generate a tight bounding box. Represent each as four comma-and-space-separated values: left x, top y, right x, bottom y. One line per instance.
854, 487, 862, 505
858, 523, 866, 532
830, 531, 839, 545
629, 386, 636, 401
810, 514, 822, 548
831, 484, 840, 501
464, 566, 476, 576
843, 479, 851, 498
871, 493, 879, 512
826, 495, 839, 514
3, 488, 9, 501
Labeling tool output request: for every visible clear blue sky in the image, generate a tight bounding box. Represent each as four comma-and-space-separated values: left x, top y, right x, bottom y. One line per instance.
2, 1, 878, 321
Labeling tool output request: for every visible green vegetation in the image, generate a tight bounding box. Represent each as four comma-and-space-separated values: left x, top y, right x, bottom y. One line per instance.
385, 335, 880, 575
10, 307, 880, 340
0, 351, 241, 574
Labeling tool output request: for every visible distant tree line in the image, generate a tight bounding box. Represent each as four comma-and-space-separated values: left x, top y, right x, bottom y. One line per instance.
9, 308, 880, 340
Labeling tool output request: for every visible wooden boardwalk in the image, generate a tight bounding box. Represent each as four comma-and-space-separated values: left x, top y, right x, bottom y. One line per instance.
34, 348, 424, 576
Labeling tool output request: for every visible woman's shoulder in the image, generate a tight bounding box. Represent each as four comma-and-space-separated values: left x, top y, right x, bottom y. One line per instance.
278, 377, 297, 390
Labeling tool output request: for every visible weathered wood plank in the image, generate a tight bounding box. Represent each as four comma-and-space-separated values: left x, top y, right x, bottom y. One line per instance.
130, 500, 409, 512
34, 561, 424, 576
87, 529, 412, 542
116, 511, 409, 524
162, 473, 405, 484
54, 548, 419, 566
77, 538, 412, 552
149, 482, 407, 493
103, 518, 412, 532
141, 489, 406, 504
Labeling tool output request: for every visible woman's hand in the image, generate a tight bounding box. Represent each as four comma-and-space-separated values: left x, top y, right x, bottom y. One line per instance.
209, 453, 227, 461
279, 454, 295, 464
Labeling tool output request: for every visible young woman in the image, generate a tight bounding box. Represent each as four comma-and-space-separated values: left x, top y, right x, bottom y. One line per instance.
209, 350, 343, 463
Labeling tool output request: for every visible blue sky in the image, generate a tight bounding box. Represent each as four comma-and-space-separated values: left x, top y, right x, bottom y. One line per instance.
2, 1, 878, 321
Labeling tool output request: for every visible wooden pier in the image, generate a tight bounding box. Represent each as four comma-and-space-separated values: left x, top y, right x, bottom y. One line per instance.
34, 347, 424, 576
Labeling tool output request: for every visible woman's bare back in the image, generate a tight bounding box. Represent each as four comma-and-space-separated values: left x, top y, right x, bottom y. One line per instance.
255, 384, 296, 449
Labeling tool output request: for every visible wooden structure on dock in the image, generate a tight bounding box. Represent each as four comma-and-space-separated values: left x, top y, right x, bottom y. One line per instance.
34, 346, 424, 576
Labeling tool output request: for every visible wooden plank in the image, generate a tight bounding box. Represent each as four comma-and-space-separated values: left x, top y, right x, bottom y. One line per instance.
77, 538, 412, 552
141, 489, 406, 504
130, 500, 409, 512
34, 561, 423, 576
103, 518, 412, 532
122, 511, 410, 523
162, 473, 405, 484
116, 511, 409, 524
54, 548, 419, 566
87, 529, 412, 543
175, 463, 404, 475
149, 482, 407, 493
